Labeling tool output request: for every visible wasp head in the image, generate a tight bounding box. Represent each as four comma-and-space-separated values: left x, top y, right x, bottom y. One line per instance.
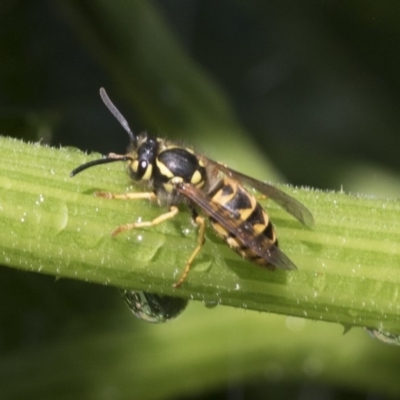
127, 134, 159, 182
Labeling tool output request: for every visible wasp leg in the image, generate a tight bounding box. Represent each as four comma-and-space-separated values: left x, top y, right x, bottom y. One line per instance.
111, 206, 179, 236
173, 214, 206, 289
95, 191, 157, 201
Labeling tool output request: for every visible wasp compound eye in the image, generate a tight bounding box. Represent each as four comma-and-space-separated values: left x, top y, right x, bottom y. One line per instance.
137, 159, 152, 180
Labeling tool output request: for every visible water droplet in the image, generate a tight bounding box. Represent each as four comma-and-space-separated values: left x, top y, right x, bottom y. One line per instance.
202, 299, 219, 309
53, 203, 68, 232
365, 327, 400, 346
121, 290, 189, 323
348, 309, 358, 317
286, 317, 306, 332
35, 194, 45, 206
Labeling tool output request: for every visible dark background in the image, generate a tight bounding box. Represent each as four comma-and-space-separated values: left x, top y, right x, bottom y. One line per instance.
1, 1, 399, 399
2, 1, 400, 192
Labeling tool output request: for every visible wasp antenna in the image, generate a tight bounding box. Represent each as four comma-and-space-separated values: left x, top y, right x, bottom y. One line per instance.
70, 155, 132, 177
99, 87, 136, 145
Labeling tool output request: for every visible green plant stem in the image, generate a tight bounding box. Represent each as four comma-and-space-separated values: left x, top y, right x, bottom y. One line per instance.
1, 137, 400, 333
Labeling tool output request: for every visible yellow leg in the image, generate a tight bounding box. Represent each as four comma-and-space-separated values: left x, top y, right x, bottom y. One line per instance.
111, 206, 179, 236
95, 190, 177, 235
95, 189, 205, 288
173, 215, 206, 288
95, 191, 157, 201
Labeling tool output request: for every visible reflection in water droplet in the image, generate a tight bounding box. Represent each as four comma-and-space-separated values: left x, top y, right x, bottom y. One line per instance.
121, 290, 189, 323
365, 327, 400, 346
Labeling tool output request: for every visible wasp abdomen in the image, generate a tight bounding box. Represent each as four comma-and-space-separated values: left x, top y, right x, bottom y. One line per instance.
209, 178, 278, 267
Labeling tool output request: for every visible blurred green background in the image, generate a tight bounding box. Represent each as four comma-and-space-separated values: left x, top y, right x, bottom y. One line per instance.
1, 1, 400, 399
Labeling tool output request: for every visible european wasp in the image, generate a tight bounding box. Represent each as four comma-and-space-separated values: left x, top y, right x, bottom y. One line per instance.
71, 88, 314, 288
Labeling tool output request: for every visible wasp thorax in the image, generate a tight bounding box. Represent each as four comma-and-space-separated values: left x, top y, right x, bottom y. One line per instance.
154, 146, 207, 193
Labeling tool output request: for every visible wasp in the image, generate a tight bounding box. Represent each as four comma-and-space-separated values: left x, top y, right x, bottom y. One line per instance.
71, 88, 314, 288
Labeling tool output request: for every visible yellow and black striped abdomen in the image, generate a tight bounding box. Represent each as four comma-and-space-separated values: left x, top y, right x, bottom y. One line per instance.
208, 178, 277, 267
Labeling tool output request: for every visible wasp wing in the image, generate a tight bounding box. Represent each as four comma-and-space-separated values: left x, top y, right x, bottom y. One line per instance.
202, 157, 314, 228
178, 183, 297, 271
